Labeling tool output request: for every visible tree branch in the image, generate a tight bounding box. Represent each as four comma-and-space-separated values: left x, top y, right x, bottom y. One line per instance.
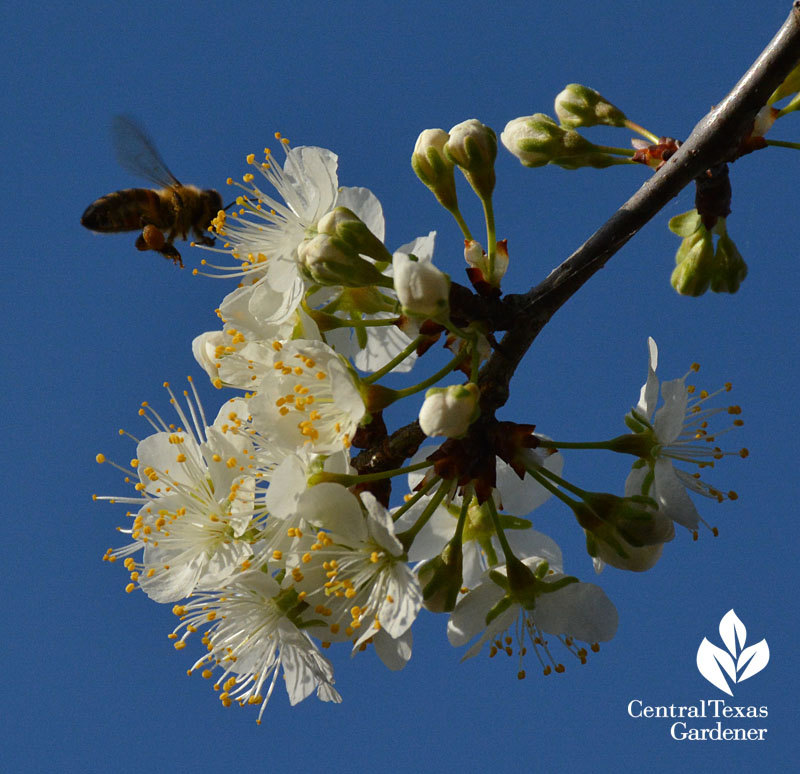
357, 3, 800, 475
477, 1, 800, 411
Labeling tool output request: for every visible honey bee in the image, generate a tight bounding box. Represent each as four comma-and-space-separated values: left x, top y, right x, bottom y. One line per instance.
81, 115, 223, 267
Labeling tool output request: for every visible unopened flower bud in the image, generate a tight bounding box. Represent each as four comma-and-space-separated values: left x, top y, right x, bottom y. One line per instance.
445, 119, 497, 200
576, 493, 674, 573
418, 383, 480, 438
554, 84, 627, 129
317, 207, 393, 265
393, 251, 450, 319
710, 229, 747, 294
501, 113, 615, 169
501, 114, 562, 167
417, 539, 463, 613
412, 129, 459, 211
670, 229, 715, 296
298, 233, 390, 288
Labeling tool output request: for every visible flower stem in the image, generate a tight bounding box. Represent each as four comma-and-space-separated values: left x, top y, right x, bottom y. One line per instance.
392, 350, 469, 399
764, 138, 800, 150
391, 474, 441, 522
624, 119, 660, 144
483, 197, 497, 281
396, 478, 451, 551
363, 335, 426, 384
485, 496, 515, 565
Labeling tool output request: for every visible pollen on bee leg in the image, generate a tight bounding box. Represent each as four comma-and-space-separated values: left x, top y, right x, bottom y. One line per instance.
142, 224, 166, 251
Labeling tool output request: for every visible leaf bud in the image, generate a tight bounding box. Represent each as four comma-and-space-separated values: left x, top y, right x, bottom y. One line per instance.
710, 228, 748, 294
670, 229, 715, 296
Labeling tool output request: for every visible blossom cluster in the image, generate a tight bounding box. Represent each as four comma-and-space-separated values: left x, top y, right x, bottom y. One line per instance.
96, 123, 746, 722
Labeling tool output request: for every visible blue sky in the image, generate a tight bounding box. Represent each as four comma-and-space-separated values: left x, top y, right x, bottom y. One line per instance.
4, 1, 798, 771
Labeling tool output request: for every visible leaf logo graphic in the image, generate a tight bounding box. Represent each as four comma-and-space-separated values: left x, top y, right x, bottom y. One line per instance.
696, 609, 769, 695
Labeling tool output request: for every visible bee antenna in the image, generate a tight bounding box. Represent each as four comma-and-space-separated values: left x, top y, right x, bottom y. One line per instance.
222, 200, 237, 212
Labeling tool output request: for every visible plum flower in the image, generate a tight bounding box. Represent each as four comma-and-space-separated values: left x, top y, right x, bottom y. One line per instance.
98, 381, 264, 602
447, 555, 617, 676
289, 489, 422, 664
624, 337, 747, 531
203, 141, 383, 328
171, 569, 341, 723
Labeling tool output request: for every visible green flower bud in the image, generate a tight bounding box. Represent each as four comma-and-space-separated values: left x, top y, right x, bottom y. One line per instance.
445, 119, 497, 200
298, 233, 391, 288
554, 83, 627, 129
670, 229, 715, 296
501, 113, 617, 169
504, 555, 540, 610
575, 493, 674, 572
317, 207, 393, 265
418, 539, 463, 613
501, 114, 566, 167
412, 129, 459, 212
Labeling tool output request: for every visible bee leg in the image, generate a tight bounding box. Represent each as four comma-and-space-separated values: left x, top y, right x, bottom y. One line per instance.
141, 224, 167, 251
159, 243, 184, 268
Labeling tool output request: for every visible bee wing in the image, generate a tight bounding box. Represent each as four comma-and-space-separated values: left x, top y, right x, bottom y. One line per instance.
111, 114, 182, 188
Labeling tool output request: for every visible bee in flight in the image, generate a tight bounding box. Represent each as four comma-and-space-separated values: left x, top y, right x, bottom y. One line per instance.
81, 115, 223, 267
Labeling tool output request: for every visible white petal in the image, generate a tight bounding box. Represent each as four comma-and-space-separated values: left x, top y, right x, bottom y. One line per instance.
395, 231, 436, 262
534, 579, 618, 642
249, 271, 305, 326
335, 186, 385, 241
636, 336, 660, 417
624, 464, 651, 499
653, 377, 689, 443
361, 493, 404, 555
265, 454, 306, 518
372, 628, 413, 671
376, 563, 422, 639
399, 503, 453, 562
447, 577, 505, 647
494, 451, 563, 514
653, 458, 701, 529
301, 483, 367, 542
507, 528, 563, 568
